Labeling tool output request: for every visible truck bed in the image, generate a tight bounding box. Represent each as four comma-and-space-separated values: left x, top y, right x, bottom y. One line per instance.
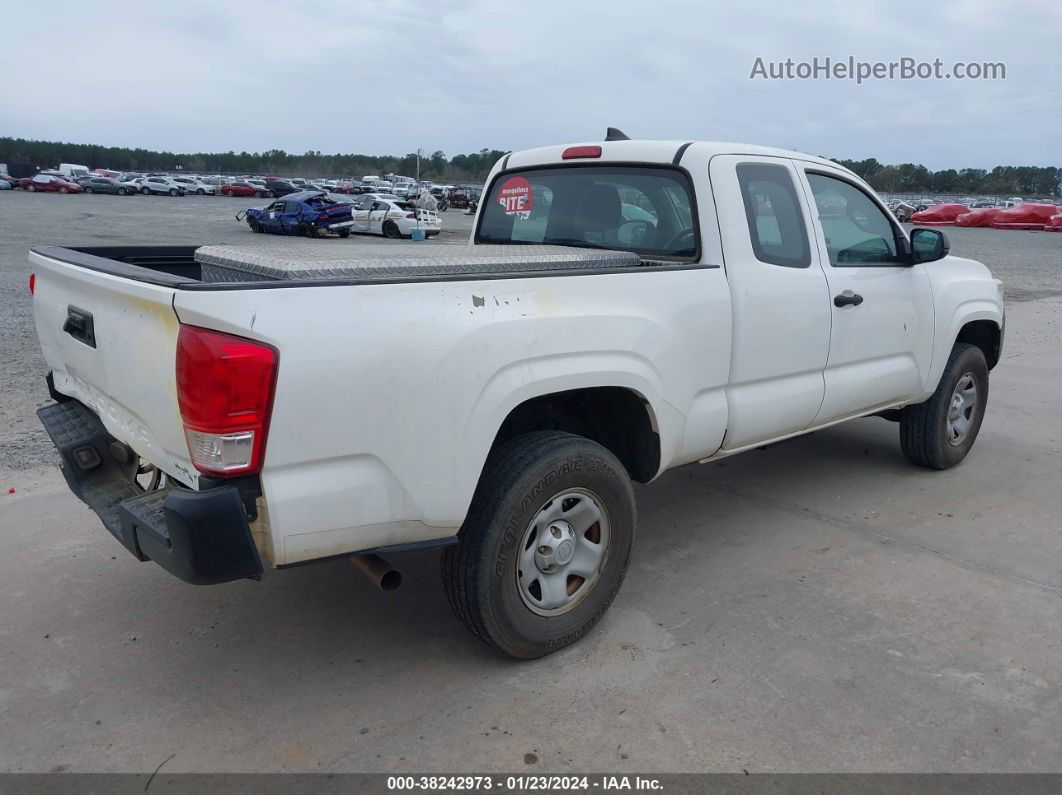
33, 243, 641, 289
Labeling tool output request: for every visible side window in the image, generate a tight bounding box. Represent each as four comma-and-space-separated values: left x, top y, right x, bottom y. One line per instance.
736, 163, 810, 268
285, 201, 301, 213
805, 173, 901, 266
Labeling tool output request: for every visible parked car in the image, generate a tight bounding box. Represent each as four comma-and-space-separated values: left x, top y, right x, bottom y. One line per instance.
264, 179, 299, 197
241, 191, 355, 237
138, 176, 186, 196
77, 176, 133, 195
350, 194, 441, 238
221, 181, 272, 198
171, 176, 216, 195
0, 177, 11, 190
28, 134, 1004, 658
21, 174, 83, 193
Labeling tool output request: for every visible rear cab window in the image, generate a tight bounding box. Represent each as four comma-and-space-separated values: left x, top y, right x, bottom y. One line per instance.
476, 165, 699, 261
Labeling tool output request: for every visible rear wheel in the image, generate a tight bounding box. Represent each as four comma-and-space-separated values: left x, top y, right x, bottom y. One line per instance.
27, 185, 35, 192
84, 187, 93, 194
140, 187, 149, 195
196, 188, 205, 195
442, 431, 636, 658
169, 188, 178, 196
383, 221, 401, 239
117, 188, 127, 195
298, 223, 316, 238
900, 343, 989, 469
59, 187, 69, 194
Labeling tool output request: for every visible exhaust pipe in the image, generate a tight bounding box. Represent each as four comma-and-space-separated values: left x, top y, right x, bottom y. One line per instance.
350, 554, 402, 592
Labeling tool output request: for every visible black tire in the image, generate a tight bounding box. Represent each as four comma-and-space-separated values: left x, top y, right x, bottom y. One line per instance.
338, 229, 351, 238
255, 191, 267, 198
169, 188, 178, 196
442, 431, 636, 659
27, 185, 35, 192
117, 188, 127, 195
140, 187, 149, 195
249, 219, 261, 233
900, 342, 989, 469
84, 187, 93, 194
196, 188, 205, 195
383, 221, 401, 239
298, 223, 316, 238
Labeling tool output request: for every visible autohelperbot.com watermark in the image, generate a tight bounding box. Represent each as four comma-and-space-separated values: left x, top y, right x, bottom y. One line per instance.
750, 56, 1006, 83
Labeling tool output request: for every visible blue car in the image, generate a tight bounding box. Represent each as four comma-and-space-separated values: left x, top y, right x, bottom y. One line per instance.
0, 177, 12, 190
240, 190, 355, 238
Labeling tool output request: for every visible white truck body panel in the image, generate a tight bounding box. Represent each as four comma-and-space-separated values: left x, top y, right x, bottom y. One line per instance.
30, 137, 1004, 570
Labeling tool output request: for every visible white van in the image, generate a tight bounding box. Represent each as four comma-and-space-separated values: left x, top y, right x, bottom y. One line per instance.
58, 164, 91, 180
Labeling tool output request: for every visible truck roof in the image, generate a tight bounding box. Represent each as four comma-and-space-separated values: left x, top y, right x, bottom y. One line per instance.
505, 139, 851, 175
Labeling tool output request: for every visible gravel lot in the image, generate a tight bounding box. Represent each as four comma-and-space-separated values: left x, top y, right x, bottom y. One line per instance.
1, 192, 1062, 773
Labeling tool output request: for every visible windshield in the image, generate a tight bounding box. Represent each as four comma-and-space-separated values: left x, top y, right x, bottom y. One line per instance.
476, 165, 697, 259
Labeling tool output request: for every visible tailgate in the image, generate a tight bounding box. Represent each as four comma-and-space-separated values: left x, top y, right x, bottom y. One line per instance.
30, 249, 198, 487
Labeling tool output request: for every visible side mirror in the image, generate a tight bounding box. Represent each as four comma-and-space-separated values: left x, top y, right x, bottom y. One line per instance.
910, 228, 950, 264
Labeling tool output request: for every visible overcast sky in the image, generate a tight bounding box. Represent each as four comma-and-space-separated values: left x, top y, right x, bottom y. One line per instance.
1, 0, 1059, 169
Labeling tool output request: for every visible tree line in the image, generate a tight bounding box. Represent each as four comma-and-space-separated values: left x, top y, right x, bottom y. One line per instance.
831, 157, 1059, 197
0, 136, 1057, 196
0, 137, 508, 183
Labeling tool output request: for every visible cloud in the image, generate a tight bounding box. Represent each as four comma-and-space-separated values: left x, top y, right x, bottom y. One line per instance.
0, 0, 1057, 167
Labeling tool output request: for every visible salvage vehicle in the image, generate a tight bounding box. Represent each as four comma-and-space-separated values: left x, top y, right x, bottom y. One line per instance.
220, 181, 271, 198
263, 179, 298, 197
240, 190, 355, 237
29, 134, 1004, 659
351, 194, 441, 238
77, 176, 133, 195
22, 174, 83, 193
139, 176, 186, 196
172, 176, 216, 196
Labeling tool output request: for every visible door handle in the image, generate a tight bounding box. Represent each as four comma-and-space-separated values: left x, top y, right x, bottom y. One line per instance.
834, 291, 864, 308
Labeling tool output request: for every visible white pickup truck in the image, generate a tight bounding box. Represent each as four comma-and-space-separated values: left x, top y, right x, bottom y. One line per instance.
30, 134, 1004, 658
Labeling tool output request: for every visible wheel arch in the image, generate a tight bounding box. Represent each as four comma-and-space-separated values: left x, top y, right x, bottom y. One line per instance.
956, 318, 1002, 370
486, 386, 662, 484
925, 300, 1002, 392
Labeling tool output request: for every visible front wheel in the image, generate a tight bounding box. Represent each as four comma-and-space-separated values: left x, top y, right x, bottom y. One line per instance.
196, 188, 205, 195
84, 187, 93, 194
140, 187, 149, 195
900, 342, 989, 469
169, 188, 178, 196
442, 431, 635, 659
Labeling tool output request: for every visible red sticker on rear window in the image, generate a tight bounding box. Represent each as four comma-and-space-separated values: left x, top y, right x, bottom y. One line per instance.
498, 176, 532, 217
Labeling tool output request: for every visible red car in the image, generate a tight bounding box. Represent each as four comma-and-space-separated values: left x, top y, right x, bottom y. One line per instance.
20, 174, 83, 193
220, 181, 271, 198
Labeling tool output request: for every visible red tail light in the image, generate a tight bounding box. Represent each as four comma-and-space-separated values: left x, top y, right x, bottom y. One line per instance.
562, 146, 602, 159
176, 326, 278, 476
28, 273, 35, 295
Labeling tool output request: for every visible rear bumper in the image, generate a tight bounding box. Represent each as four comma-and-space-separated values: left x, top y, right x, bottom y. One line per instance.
37, 398, 263, 585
